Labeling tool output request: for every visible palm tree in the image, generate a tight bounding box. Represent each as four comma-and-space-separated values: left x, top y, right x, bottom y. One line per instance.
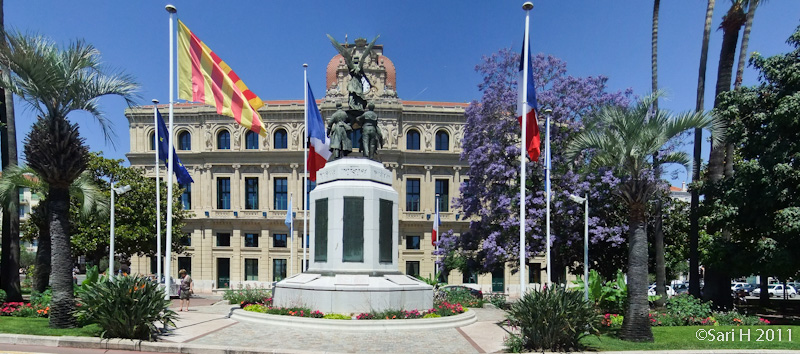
0, 33, 137, 328
0, 165, 108, 292
728, 0, 760, 175
567, 93, 724, 342
650, 0, 668, 308
690, 0, 716, 299
705, 0, 747, 310
0, 0, 23, 303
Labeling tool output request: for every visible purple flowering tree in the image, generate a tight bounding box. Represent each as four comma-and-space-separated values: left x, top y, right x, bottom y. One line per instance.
438, 48, 632, 281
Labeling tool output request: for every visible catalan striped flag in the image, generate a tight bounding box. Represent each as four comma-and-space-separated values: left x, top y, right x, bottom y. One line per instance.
177, 20, 266, 136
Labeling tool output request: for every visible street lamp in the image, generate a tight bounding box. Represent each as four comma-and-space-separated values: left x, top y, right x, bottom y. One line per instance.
569, 193, 589, 302
110, 182, 132, 277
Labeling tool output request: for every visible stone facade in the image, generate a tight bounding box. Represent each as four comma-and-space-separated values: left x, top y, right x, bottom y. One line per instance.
125, 45, 546, 296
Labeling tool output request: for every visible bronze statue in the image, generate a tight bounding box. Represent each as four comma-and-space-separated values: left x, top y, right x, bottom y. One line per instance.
327, 102, 352, 160
327, 34, 379, 112
357, 103, 383, 160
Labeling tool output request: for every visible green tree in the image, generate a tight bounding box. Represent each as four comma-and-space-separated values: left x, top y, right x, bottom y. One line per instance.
0, 33, 137, 328
567, 93, 722, 342
713, 24, 800, 304
68, 152, 191, 265
0, 164, 108, 292
690, 0, 716, 299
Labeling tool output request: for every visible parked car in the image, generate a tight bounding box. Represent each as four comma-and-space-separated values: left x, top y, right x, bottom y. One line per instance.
731, 282, 756, 296
648, 284, 675, 297
673, 283, 689, 295
752, 284, 797, 298
439, 285, 483, 299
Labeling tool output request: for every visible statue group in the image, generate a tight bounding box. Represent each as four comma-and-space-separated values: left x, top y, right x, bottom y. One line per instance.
326, 35, 384, 161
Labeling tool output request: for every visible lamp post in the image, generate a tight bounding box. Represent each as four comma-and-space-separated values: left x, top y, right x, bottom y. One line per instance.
569, 193, 589, 302
110, 182, 132, 277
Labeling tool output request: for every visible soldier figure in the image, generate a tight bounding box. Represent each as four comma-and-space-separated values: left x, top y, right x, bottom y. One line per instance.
327, 102, 352, 160
357, 103, 383, 160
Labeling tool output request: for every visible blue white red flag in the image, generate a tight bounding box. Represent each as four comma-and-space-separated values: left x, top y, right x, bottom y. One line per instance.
432, 198, 440, 246
517, 37, 541, 161
306, 82, 331, 181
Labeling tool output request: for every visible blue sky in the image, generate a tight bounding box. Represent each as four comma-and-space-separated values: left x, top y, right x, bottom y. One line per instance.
5, 1, 799, 186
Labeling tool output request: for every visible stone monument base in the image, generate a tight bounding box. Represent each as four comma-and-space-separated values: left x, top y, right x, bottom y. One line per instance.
273, 273, 433, 313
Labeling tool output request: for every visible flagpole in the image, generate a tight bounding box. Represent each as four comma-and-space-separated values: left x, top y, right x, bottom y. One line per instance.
289, 193, 294, 277
545, 107, 552, 288
153, 100, 162, 285
165, 4, 177, 300
519, 1, 533, 295
303, 63, 309, 272
435, 194, 440, 277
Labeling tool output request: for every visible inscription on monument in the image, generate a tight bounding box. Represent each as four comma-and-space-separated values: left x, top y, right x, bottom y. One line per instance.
315, 198, 328, 262
342, 196, 364, 262
379, 199, 393, 263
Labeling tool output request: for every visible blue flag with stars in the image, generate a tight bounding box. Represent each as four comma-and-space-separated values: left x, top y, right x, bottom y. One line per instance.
156, 110, 194, 184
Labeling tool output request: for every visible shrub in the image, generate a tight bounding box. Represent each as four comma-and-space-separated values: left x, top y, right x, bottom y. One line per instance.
647, 312, 682, 326
431, 301, 465, 317
485, 293, 508, 309
437, 287, 483, 307
0, 302, 47, 318
422, 313, 441, 318
665, 294, 712, 321
223, 286, 272, 305
242, 304, 323, 318
30, 289, 51, 309
322, 313, 351, 320
0, 289, 6, 303
75, 275, 176, 340
600, 313, 624, 329
713, 311, 769, 326
506, 286, 598, 352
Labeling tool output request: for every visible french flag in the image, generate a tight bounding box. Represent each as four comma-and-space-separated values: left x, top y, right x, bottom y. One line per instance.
306, 82, 331, 181
432, 198, 440, 246
517, 37, 541, 162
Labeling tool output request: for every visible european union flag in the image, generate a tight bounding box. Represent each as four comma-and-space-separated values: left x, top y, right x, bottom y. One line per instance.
156, 110, 194, 185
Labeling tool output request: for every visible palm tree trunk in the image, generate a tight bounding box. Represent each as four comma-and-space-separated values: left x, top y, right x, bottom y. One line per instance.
33, 202, 51, 293
690, 0, 715, 299
650, 0, 667, 308
705, 2, 745, 311
621, 201, 654, 342
727, 0, 759, 176
48, 186, 77, 328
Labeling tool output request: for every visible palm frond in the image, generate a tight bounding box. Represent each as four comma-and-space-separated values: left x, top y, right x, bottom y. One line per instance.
0, 165, 43, 208
69, 172, 110, 219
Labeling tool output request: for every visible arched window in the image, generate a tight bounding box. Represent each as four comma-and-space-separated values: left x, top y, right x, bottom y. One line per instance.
435, 130, 449, 151
406, 129, 420, 150
217, 130, 230, 150
178, 131, 191, 151
274, 129, 288, 149
245, 131, 258, 150
149, 132, 156, 151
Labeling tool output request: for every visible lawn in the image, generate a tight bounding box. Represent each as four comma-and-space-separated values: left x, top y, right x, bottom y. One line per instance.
0, 317, 100, 337
582, 326, 800, 351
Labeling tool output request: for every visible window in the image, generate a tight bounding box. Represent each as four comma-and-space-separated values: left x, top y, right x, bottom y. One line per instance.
180, 234, 191, 246
178, 131, 191, 150
406, 235, 420, 250
217, 130, 230, 149
245, 177, 258, 210
217, 177, 231, 209
245, 259, 258, 281
149, 132, 156, 151
274, 178, 288, 210
406, 179, 420, 211
435, 130, 449, 151
274, 129, 288, 149
528, 263, 542, 284
245, 131, 258, 149
273, 259, 287, 281
350, 129, 362, 150
406, 261, 420, 278
406, 129, 420, 150
273, 234, 287, 248
463, 270, 478, 284
179, 182, 191, 210
244, 233, 259, 247
435, 179, 449, 212
216, 233, 231, 247
305, 180, 316, 210
178, 257, 192, 276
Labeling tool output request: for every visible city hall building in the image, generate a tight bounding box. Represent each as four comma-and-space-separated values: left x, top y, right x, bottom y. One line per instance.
125, 43, 545, 295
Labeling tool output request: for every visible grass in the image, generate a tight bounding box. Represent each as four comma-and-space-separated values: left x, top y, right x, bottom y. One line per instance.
0, 317, 101, 337
582, 326, 800, 351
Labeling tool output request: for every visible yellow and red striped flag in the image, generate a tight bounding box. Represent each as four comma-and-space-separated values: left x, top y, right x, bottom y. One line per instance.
177, 20, 266, 136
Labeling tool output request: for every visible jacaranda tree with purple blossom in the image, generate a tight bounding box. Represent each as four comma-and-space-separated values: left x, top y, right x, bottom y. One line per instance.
438, 48, 632, 285
566, 92, 723, 342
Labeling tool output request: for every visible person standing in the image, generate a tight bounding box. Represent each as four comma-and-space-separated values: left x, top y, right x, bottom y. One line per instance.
178, 269, 193, 311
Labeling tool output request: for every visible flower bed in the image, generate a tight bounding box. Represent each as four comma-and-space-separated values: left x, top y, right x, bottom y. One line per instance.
1, 302, 49, 317
242, 300, 465, 320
